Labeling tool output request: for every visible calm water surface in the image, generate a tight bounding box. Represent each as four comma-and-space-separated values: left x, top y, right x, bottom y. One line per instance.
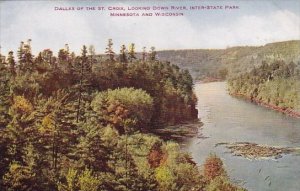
185, 82, 300, 191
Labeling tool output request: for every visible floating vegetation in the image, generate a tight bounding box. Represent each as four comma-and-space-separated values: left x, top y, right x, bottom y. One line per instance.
215, 142, 300, 160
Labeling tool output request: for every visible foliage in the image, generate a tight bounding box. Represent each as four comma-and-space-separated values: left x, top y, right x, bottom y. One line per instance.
92, 87, 153, 133
148, 141, 164, 168
0, 40, 243, 191
3, 162, 36, 190
203, 154, 226, 181
206, 176, 246, 191
204, 155, 246, 191
157, 40, 300, 80
155, 165, 176, 191
228, 60, 300, 112
57, 168, 101, 191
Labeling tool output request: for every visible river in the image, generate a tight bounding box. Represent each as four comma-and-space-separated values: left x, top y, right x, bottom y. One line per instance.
185, 82, 300, 191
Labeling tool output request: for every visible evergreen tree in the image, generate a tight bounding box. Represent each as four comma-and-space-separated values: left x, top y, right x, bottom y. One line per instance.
2, 161, 36, 191
24, 39, 34, 71
17, 39, 35, 73
128, 43, 136, 62
88, 45, 96, 71
17, 41, 25, 70
6, 96, 35, 163
0, 130, 9, 187
7, 51, 16, 76
149, 46, 157, 61
58, 45, 73, 75
75, 118, 110, 172
73, 45, 92, 123
105, 39, 115, 62
35, 52, 43, 67
0, 57, 11, 129
36, 91, 78, 181
41, 49, 54, 67
119, 44, 128, 63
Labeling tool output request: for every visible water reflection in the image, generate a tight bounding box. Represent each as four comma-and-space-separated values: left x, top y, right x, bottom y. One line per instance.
185, 82, 300, 191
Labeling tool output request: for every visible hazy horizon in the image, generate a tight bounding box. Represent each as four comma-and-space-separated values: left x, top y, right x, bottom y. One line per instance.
1, 38, 299, 57
1, 0, 300, 55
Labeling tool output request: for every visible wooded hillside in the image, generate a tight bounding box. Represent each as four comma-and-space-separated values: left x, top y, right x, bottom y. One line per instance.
156, 40, 300, 80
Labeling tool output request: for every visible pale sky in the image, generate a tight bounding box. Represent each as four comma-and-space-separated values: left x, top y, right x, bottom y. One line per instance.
0, 0, 300, 55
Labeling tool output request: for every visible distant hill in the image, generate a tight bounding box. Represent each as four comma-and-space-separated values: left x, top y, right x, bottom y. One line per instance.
156, 40, 300, 80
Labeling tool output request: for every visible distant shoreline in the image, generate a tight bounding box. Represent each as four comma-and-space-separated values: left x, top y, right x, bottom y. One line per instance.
195, 77, 224, 84
230, 93, 300, 119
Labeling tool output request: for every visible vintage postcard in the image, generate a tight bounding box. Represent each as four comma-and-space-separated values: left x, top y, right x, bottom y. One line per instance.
0, 0, 299, 191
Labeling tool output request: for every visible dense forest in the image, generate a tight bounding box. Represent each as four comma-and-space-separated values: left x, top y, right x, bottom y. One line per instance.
228, 60, 300, 115
0, 39, 245, 191
156, 40, 300, 116
157, 40, 300, 80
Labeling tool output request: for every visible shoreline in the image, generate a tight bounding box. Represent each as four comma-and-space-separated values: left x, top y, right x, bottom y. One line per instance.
195, 77, 224, 84
230, 93, 300, 119
152, 120, 203, 141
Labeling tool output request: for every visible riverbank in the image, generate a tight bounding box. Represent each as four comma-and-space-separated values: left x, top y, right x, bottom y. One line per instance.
230, 93, 300, 119
196, 77, 224, 83
186, 82, 300, 191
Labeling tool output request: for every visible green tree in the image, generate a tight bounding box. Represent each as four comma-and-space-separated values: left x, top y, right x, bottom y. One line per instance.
0, 57, 11, 128
75, 112, 110, 172
6, 96, 35, 163
91, 88, 153, 134
2, 162, 36, 191
17, 41, 25, 69
119, 44, 128, 63
78, 168, 101, 191
34, 91, 78, 184
149, 46, 157, 61
17, 39, 35, 73
7, 51, 16, 76
73, 45, 92, 122
105, 39, 115, 62
128, 43, 136, 62
88, 45, 96, 71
